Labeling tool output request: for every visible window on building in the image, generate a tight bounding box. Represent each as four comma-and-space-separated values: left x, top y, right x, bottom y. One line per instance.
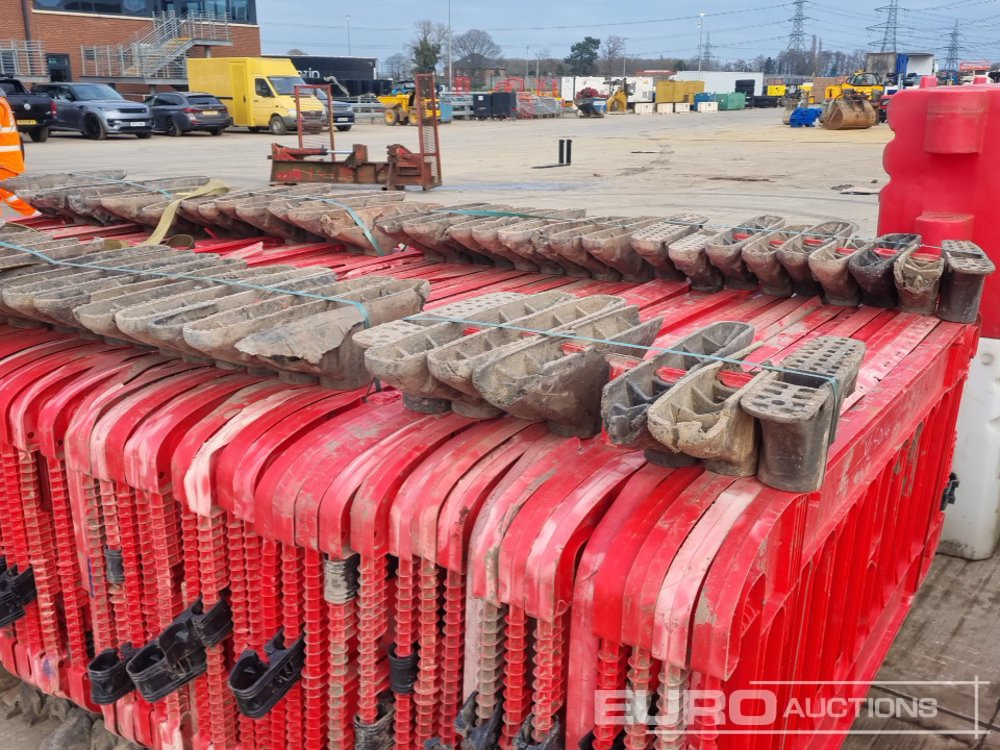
32, 0, 255, 21
0, 51, 17, 77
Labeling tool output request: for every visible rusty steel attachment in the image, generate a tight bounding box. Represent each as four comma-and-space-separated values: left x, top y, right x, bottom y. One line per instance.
821, 95, 878, 130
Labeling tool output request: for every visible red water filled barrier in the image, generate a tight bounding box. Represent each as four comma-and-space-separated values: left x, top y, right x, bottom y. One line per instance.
880, 79, 1000, 336
0, 143, 988, 749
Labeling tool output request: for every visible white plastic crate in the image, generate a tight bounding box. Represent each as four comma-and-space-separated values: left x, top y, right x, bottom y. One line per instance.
634, 102, 655, 115
673, 102, 691, 113
696, 101, 719, 113
656, 102, 673, 114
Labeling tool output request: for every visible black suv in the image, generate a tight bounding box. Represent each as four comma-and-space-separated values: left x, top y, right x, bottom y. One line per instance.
144, 91, 232, 136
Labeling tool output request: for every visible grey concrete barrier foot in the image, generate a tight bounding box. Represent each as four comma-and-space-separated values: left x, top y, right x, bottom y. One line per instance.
742, 335, 866, 492
848, 233, 921, 308
808, 240, 868, 307
631, 215, 708, 277
938, 240, 996, 323
894, 245, 944, 314
667, 230, 724, 292
646, 362, 768, 477
602, 321, 756, 453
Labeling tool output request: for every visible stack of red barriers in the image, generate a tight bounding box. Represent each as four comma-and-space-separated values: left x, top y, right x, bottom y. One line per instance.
0, 78, 993, 750
0, 215, 977, 750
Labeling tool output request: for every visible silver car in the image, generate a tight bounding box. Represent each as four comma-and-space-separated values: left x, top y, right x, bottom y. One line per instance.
32, 82, 153, 140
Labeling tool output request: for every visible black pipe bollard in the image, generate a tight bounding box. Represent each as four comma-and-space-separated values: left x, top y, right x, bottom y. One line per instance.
558, 139, 573, 166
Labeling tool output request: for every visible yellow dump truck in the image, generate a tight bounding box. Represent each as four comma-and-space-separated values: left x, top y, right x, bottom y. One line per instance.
186, 57, 327, 135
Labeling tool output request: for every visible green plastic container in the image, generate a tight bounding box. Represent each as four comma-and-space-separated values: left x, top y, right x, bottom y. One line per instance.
714, 92, 747, 111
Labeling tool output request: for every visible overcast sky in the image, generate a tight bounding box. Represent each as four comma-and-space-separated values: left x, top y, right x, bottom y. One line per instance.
257, 0, 1000, 66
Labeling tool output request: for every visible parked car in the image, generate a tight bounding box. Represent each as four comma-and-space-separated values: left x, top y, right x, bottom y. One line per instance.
0, 77, 56, 142
143, 91, 232, 136
31, 82, 152, 140
314, 90, 356, 131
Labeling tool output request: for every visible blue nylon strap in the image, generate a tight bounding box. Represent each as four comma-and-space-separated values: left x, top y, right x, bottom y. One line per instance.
0, 239, 373, 327
404, 312, 841, 403
298, 195, 388, 257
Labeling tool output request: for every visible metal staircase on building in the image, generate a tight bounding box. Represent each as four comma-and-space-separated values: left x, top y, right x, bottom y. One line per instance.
0, 40, 47, 80
79, 11, 232, 83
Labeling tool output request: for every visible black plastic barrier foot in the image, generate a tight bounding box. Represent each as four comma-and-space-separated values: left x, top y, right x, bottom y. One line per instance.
88, 644, 136, 704
229, 628, 306, 718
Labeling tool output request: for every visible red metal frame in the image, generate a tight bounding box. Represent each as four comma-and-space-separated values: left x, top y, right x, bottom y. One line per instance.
293, 83, 335, 151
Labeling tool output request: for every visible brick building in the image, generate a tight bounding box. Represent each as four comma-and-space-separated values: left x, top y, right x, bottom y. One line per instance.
0, 0, 260, 95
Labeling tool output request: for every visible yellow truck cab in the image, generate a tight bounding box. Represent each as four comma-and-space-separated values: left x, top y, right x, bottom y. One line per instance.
186, 57, 326, 134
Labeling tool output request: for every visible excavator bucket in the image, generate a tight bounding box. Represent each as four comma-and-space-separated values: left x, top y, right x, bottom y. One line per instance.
821, 96, 877, 130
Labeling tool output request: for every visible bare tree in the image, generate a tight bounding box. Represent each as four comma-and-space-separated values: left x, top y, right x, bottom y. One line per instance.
452, 29, 501, 61
535, 47, 552, 75
383, 52, 412, 80
600, 35, 626, 76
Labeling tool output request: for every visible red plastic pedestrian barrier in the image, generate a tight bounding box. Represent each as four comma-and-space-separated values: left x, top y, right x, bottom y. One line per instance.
0, 160, 987, 750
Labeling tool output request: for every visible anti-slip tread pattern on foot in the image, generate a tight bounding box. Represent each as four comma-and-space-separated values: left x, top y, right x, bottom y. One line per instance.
741, 335, 866, 492
630, 214, 707, 277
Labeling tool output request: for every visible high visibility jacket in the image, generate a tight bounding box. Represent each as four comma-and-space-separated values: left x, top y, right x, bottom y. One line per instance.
0, 97, 25, 176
